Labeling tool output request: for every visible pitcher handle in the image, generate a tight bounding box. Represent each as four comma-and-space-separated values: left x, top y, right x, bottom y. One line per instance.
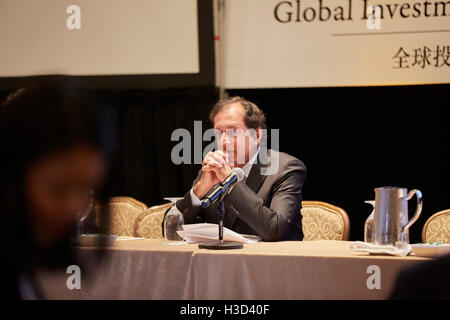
401, 189, 423, 233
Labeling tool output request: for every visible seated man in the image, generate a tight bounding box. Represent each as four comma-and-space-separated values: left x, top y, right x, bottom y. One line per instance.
176, 96, 306, 241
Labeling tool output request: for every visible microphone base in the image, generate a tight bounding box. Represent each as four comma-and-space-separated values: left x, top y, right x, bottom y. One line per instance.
198, 241, 243, 250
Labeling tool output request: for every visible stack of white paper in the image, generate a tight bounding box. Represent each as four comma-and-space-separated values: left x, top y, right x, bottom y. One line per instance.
177, 223, 261, 244
116, 236, 146, 241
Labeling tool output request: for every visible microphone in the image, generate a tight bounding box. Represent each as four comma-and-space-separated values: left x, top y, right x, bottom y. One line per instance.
201, 167, 245, 208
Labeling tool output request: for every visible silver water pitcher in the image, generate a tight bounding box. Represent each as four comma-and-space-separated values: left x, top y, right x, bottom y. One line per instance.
372, 186, 423, 245
364, 200, 375, 243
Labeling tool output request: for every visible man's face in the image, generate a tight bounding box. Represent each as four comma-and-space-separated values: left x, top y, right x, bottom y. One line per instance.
213, 103, 260, 167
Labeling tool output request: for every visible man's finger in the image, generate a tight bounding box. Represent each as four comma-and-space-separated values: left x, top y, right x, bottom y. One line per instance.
215, 149, 228, 158
203, 154, 222, 166
202, 162, 223, 171
210, 165, 231, 182
202, 151, 214, 165
209, 152, 227, 165
204, 157, 225, 168
203, 150, 229, 165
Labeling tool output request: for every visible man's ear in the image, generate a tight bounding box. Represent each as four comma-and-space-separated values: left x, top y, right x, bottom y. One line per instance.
255, 127, 263, 144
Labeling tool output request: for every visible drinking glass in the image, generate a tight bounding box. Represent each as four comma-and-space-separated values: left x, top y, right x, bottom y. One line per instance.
163, 197, 184, 241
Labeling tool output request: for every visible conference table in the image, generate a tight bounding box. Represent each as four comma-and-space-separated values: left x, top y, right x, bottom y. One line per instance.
37, 239, 431, 300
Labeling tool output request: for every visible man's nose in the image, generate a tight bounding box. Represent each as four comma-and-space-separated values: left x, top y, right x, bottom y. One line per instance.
221, 131, 229, 145
220, 132, 236, 150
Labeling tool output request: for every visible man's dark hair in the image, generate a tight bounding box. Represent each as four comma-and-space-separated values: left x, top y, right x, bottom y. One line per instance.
209, 96, 267, 130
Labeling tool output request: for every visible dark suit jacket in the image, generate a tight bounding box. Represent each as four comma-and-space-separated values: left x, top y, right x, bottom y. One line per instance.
176, 149, 306, 241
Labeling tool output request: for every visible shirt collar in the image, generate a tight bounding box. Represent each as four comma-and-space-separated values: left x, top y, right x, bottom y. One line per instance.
241, 146, 260, 177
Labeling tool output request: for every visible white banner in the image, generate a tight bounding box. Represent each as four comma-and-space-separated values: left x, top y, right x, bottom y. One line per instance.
0, 0, 199, 76
222, 0, 450, 88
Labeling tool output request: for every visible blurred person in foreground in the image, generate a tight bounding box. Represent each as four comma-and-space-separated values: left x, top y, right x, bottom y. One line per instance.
389, 253, 450, 299
0, 77, 116, 299
176, 96, 307, 241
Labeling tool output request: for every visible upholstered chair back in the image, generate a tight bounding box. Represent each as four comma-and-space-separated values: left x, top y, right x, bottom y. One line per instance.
100, 197, 148, 236
135, 203, 172, 239
301, 201, 350, 241
422, 209, 450, 243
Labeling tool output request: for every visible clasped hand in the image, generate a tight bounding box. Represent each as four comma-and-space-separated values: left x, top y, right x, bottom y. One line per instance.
193, 150, 234, 199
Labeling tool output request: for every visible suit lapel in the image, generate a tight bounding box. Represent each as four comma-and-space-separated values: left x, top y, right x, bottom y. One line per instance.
225, 154, 269, 228
245, 161, 267, 194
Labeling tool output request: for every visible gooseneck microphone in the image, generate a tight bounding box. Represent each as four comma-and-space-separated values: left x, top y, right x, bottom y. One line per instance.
201, 167, 245, 208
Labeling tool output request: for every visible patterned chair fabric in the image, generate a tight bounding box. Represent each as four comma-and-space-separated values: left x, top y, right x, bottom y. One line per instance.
135, 203, 172, 239
102, 197, 148, 236
422, 209, 450, 243
301, 201, 350, 241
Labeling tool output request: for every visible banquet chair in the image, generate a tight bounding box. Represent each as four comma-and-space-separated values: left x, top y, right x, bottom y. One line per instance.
422, 209, 450, 243
300, 201, 350, 241
95, 197, 148, 237
135, 202, 172, 239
